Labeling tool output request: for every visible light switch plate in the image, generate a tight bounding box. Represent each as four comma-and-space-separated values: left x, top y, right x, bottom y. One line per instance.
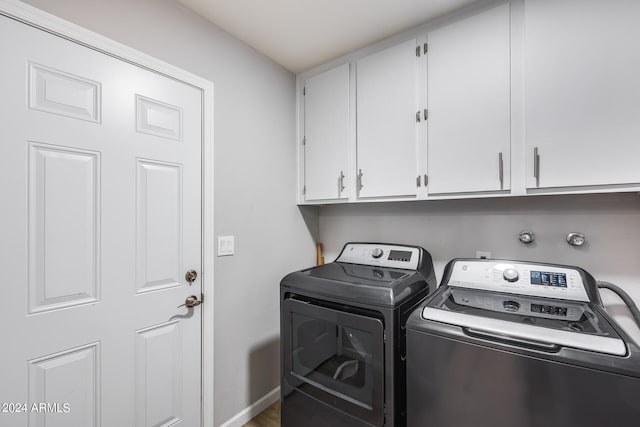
218, 236, 235, 256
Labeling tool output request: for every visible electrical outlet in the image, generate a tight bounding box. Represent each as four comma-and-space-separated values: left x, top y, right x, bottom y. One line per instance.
476, 251, 491, 259
218, 236, 235, 256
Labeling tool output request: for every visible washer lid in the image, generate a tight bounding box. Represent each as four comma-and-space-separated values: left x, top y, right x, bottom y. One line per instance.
422, 307, 626, 356
422, 286, 626, 356
308, 262, 412, 287
281, 262, 427, 307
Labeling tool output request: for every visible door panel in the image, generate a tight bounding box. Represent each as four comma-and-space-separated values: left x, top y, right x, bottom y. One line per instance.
136, 159, 183, 293
524, 0, 640, 188
0, 14, 202, 427
28, 343, 99, 427
28, 62, 101, 123
135, 321, 184, 427
356, 39, 419, 199
28, 143, 101, 313
303, 64, 350, 201
427, 3, 511, 194
283, 298, 385, 427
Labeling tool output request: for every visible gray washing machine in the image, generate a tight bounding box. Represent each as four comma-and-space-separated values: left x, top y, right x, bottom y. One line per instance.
281, 243, 436, 427
407, 258, 640, 427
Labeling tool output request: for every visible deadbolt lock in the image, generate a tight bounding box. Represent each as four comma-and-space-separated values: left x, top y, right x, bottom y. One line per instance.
185, 270, 198, 284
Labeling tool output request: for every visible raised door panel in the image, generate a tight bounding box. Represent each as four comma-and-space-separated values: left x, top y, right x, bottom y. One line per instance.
28, 143, 101, 313
136, 159, 183, 294
356, 39, 418, 199
135, 321, 183, 427
304, 64, 349, 201
524, 0, 640, 189
427, 3, 511, 194
28, 343, 99, 427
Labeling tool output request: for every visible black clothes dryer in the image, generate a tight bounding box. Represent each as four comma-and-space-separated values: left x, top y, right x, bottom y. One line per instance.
280, 243, 436, 427
407, 258, 640, 427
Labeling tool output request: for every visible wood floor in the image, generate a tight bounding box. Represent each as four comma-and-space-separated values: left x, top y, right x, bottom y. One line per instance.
242, 401, 281, 427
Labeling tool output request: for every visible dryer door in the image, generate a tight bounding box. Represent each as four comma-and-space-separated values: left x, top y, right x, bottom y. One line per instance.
283, 297, 385, 426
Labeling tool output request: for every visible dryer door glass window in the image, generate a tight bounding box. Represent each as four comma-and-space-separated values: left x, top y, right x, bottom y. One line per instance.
283, 298, 384, 426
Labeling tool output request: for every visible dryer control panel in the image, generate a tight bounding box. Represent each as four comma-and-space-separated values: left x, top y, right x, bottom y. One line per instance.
337, 243, 420, 270
447, 260, 590, 302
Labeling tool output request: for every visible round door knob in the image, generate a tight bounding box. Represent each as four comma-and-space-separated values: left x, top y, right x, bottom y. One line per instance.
503, 268, 519, 282
371, 248, 384, 259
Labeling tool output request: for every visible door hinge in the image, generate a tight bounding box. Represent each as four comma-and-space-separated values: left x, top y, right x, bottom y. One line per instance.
416, 45, 421, 57
303, 185, 306, 195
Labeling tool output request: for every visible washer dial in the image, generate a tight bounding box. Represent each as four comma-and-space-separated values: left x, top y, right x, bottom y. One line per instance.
503, 268, 519, 282
371, 248, 384, 259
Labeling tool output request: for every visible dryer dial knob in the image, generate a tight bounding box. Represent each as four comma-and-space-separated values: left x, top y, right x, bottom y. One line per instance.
503, 268, 519, 282
371, 248, 384, 259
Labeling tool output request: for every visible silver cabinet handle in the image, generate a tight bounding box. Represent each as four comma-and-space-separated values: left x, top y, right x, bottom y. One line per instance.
357, 169, 363, 191
534, 147, 540, 187
339, 171, 345, 193
416, 175, 421, 187
498, 152, 504, 190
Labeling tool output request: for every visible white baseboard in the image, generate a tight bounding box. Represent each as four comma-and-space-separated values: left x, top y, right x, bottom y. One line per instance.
220, 386, 280, 427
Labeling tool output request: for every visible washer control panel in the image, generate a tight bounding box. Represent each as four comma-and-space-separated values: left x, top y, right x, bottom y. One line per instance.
447, 260, 590, 302
337, 243, 420, 270
451, 288, 583, 321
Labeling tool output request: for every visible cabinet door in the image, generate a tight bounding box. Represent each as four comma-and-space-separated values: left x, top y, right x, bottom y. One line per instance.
304, 64, 350, 201
356, 39, 419, 198
525, 0, 640, 189
427, 3, 511, 194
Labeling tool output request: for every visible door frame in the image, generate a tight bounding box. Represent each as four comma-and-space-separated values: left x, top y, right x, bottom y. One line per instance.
0, 1, 216, 425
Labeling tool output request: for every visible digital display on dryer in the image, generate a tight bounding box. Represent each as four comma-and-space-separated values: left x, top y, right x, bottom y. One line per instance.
530, 271, 567, 288
388, 250, 412, 262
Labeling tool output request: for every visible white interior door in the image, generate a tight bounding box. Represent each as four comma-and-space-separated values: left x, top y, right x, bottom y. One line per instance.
0, 14, 202, 427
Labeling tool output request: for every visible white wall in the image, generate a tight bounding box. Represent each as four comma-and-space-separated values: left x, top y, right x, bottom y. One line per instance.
18, 0, 318, 425
319, 193, 640, 342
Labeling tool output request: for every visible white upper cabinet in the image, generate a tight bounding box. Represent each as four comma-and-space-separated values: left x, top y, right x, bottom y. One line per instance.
356, 39, 419, 199
524, 0, 640, 189
303, 64, 350, 201
426, 3, 511, 194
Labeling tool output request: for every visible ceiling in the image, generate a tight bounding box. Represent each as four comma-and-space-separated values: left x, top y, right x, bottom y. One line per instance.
177, 0, 479, 73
